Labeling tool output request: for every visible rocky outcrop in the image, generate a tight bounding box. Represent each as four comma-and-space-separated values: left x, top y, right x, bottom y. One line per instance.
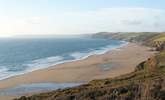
155, 41, 165, 51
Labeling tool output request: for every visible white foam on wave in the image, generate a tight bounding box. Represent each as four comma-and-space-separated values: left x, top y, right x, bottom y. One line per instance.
25, 56, 64, 72
0, 66, 18, 80
70, 52, 89, 60
69, 41, 128, 61
0, 67, 10, 78
0, 56, 64, 81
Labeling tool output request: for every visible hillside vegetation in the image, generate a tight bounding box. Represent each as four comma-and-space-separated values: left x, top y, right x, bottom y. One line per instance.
92, 32, 165, 51
15, 32, 165, 100
92, 32, 160, 42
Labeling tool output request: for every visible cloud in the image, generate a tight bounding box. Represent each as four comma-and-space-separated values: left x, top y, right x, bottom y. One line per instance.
55, 7, 165, 33
122, 20, 143, 25
0, 7, 165, 36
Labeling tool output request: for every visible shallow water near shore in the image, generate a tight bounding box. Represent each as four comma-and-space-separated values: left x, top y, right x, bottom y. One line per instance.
0, 83, 82, 96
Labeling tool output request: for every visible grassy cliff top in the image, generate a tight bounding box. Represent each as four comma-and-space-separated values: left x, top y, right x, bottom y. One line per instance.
153, 34, 165, 42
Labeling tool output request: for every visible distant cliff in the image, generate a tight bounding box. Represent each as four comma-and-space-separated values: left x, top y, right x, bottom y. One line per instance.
92, 32, 160, 43
92, 32, 165, 51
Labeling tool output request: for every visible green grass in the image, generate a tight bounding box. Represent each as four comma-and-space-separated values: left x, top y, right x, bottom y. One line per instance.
154, 37, 165, 42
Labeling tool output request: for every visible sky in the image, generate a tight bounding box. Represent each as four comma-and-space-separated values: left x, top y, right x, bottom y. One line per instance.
0, 0, 165, 37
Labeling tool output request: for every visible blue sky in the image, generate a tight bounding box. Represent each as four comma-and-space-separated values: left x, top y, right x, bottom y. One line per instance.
0, 0, 165, 36
0, 0, 164, 15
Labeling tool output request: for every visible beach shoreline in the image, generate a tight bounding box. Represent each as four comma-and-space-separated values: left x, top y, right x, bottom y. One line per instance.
0, 42, 156, 100
0, 43, 155, 91
0, 39, 127, 81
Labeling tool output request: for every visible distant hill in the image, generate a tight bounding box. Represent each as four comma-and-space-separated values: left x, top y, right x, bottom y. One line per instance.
92, 32, 165, 51
91, 32, 160, 42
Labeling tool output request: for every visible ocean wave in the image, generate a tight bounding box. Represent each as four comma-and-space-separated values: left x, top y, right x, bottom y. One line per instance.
0, 66, 18, 80
0, 67, 10, 78
25, 56, 64, 72
70, 52, 89, 60
0, 56, 64, 80
69, 41, 128, 61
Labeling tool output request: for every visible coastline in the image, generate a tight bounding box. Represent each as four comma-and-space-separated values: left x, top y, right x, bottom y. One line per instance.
0, 40, 127, 81
0, 43, 155, 91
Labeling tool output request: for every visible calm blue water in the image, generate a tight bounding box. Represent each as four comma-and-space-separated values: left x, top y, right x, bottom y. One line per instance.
0, 36, 126, 80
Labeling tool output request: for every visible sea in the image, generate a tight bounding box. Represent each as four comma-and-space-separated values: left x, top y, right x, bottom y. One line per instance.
0, 35, 127, 81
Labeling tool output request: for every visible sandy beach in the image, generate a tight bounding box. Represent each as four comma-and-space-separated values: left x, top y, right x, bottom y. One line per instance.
0, 43, 156, 100
0, 43, 155, 91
